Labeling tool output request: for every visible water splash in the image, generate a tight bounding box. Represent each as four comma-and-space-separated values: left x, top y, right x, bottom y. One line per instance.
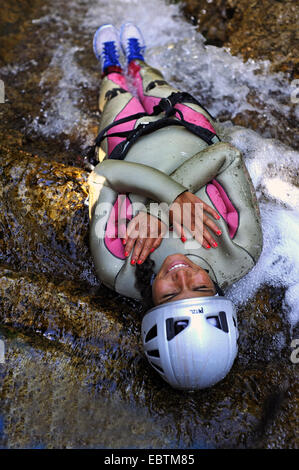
29, 0, 297, 147
17, 0, 299, 325
32, 44, 95, 142
221, 126, 299, 327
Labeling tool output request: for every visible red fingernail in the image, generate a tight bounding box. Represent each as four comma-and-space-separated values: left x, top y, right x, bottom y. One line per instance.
213, 242, 218, 248
137, 260, 142, 264
122, 239, 126, 245
216, 230, 222, 236
124, 251, 129, 257
131, 259, 136, 265
150, 248, 155, 253
206, 244, 211, 249
181, 236, 187, 243
216, 215, 221, 220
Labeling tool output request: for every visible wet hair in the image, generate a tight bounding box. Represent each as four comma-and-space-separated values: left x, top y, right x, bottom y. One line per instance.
135, 258, 155, 310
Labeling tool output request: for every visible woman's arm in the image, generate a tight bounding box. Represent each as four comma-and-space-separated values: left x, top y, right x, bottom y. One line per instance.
165, 143, 234, 248
92, 159, 188, 205
170, 142, 239, 192
88, 160, 187, 271
170, 141, 262, 262
89, 153, 224, 255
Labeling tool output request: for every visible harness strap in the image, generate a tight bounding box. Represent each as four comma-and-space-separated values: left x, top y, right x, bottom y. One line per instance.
87, 91, 220, 163
153, 91, 215, 121
109, 117, 219, 160
94, 111, 148, 146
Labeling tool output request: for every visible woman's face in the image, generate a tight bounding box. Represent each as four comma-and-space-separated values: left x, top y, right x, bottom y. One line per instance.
152, 254, 216, 305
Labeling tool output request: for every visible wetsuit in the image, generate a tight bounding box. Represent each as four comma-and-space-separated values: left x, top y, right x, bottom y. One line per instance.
89, 60, 263, 300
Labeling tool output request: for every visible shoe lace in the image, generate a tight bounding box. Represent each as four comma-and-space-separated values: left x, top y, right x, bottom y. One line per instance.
103, 41, 119, 63
127, 38, 144, 57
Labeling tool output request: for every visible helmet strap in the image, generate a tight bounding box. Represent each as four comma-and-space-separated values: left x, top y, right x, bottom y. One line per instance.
212, 280, 225, 296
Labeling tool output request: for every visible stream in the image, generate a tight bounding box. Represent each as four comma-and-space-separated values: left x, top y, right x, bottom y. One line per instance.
0, 0, 298, 449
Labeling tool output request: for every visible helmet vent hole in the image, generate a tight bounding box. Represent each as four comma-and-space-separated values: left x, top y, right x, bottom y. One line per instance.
219, 311, 229, 333
207, 316, 221, 329
145, 324, 157, 343
207, 313, 229, 333
149, 361, 164, 374
166, 318, 189, 340
147, 349, 160, 358
174, 320, 189, 335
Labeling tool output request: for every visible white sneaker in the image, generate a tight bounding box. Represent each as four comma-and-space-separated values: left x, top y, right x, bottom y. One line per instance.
120, 22, 146, 64
93, 24, 121, 71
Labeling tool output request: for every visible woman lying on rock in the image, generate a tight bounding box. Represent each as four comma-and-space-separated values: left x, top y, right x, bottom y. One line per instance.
88, 23, 263, 390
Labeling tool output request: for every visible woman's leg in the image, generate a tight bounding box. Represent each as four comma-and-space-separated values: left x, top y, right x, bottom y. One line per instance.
92, 24, 146, 160
97, 70, 145, 160
127, 59, 217, 135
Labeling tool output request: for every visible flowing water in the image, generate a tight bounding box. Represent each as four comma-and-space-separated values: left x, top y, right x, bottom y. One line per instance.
0, 0, 298, 449
26, 0, 299, 327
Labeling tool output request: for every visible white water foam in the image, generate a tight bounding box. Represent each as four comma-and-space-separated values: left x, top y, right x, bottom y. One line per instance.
12, 0, 299, 325
82, 0, 293, 128
30, 42, 97, 145
28, 0, 296, 146
224, 128, 299, 327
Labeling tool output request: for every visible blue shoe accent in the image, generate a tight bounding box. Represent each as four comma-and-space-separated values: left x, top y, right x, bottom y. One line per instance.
120, 23, 146, 64
127, 38, 145, 63
93, 25, 121, 71
101, 41, 121, 69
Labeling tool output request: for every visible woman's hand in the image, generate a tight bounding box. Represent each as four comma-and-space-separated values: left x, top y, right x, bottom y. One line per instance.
169, 191, 221, 249
122, 212, 166, 265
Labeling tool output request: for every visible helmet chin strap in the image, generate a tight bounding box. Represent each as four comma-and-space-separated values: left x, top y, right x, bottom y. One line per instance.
204, 269, 224, 296
212, 280, 225, 296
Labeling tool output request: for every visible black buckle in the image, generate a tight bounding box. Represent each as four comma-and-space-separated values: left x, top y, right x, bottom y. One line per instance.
152, 97, 175, 117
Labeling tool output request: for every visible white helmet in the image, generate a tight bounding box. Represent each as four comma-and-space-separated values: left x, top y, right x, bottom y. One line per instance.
141, 297, 239, 390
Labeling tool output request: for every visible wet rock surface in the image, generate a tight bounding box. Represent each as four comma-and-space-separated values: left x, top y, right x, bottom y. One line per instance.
0, 146, 92, 283
0, 267, 298, 448
180, 0, 299, 146
0, 0, 298, 449
0, 147, 297, 448
181, 0, 299, 79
